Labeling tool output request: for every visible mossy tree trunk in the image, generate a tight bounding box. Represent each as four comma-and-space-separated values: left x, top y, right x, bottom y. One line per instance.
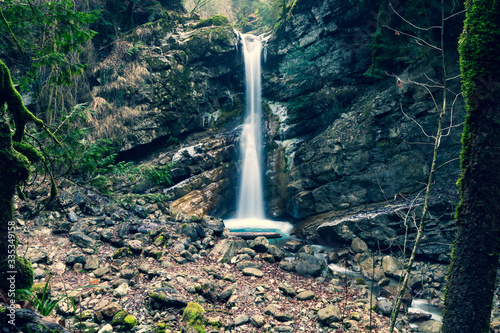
442, 1, 500, 332
0, 60, 47, 291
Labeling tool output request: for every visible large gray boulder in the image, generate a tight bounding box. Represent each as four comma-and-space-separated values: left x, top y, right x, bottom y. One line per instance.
294, 253, 322, 277
209, 239, 248, 261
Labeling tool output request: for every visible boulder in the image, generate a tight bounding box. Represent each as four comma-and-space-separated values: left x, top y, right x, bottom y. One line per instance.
209, 239, 248, 260
294, 253, 322, 277
351, 237, 368, 253
382, 255, 402, 276
69, 232, 96, 249
419, 320, 442, 333
249, 236, 270, 253
149, 287, 189, 308
242, 268, 263, 278
317, 305, 341, 324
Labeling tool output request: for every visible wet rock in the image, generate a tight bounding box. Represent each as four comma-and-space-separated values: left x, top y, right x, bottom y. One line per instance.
202, 216, 225, 236
297, 245, 315, 255
326, 251, 339, 264
377, 298, 394, 316
268, 245, 285, 261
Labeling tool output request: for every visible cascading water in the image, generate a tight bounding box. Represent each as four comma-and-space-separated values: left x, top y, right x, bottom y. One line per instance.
237, 34, 265, 219
224, 33, 293, 237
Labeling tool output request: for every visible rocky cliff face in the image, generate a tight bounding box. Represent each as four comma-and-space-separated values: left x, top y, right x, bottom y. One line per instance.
88, 13, 248, 218
262, 0, 465, 261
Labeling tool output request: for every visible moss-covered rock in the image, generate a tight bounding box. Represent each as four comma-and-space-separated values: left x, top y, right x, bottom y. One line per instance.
110, 310, 129, 325
183, 25, 236, 62
194, 15, 229, 29
182, 302, 206, 333
124, 314, 137, 328
112, 247, 133, 259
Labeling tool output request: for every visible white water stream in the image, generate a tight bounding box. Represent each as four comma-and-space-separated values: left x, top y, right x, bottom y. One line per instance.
225, 33, 292, 237
237, 34, 265, 219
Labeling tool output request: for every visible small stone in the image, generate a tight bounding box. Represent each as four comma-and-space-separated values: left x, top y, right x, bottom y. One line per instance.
250, 314, 266, 327
296, 290, 315, 301
94, 266, 110, 278
278, 282, 296, 297
219, 284, 236, 300
274, 311, 293, 322
234, 314, 249, 326
114, 283, 129, 297
67, 211, 78, 222
85, 255, 99, 271
284, 239, 303, 253
351, 237, 368, 253
264, 304, 279, 316
101, 302, 123, 317
249, 236, 269, 253
128, 240, 144, 253
242, 267, 263, 278
97, 324, 113, 333
73, 263, 84, 272
279, 260, 295, 272
33, 268, 46, 279
70, 232, 96, 249
317, 305, 341, 324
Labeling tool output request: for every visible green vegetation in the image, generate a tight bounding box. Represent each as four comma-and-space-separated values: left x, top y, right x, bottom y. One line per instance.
182, 302, 206, 333
195, 15, 229, 28
18, 274, 70, 317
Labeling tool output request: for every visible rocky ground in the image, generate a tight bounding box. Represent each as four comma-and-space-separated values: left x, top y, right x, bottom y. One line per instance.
0, 181, 468, 333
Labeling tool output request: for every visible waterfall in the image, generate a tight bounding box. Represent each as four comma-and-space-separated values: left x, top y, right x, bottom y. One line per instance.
237, 34, 265, 219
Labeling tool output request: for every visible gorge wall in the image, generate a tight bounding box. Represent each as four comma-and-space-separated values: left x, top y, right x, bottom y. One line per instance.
261, 0, 465, 261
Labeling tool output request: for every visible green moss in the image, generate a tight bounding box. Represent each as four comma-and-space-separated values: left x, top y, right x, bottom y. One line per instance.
111, 310, 129, 325
124, 315, 137, 328
182, 302, 205, 333
112, 247, 133, 259
194, 15, 229, 29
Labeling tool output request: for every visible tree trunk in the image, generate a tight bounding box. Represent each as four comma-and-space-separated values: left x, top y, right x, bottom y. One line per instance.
442, 1, 500, 332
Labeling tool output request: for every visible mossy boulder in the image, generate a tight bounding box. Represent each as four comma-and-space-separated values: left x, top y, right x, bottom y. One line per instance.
124, 315, 137, 328
183, 25, 236, 62
0, 256, 34, 290
182, 302, 206, 333
112, 247, 133, 259
111, 310, 129, 325
194, 15, 229, 29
